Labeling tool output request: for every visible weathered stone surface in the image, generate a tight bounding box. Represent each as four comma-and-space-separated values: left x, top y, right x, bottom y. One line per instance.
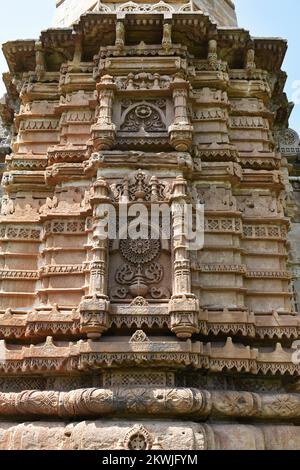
1, 386, 300, 421
55, 0, 237, 28
0, 419, 299, 450
0, 0, 298, 451
0, 420, 206, 450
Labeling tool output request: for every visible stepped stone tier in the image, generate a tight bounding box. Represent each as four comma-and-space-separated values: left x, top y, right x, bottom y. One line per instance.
280, 129, 300, 317
0, 0, 300, 450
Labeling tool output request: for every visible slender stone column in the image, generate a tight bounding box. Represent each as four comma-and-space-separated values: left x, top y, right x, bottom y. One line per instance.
168, 176, 199, 339
169, 77, 193, 151
80, 177, 111, 339
91, 75, 117, 150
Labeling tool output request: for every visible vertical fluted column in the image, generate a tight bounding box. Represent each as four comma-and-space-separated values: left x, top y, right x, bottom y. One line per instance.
169, 77, 193, 151
91, 75, 117, 150
90, 178, 112, 297
90, 241, 108, 299
80, 177, 111, 339
171, 177, 192, 296
168, 177, 199, 339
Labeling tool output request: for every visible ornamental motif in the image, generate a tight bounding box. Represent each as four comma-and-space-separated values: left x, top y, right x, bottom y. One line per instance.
115, 73, 171, 91
111, 232, 170, 299
123, 425, 154, 451
118, 2, 174, 13
112, 170, 169, 203
277, 128, 300, 156
281, 129, 298, 145
114, 262, 164, 298
129, 330, 150, 343
121, 104, 166, 133
120, 238, 160, 265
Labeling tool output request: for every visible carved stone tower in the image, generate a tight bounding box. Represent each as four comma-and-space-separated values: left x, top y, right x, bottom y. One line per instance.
55, 0, 238, 28
0, 0, 300, 450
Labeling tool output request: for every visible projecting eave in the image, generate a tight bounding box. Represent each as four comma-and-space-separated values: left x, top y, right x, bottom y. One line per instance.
253, 37, 288, 71
2, 40, 36, 74
1, 12, 288, 75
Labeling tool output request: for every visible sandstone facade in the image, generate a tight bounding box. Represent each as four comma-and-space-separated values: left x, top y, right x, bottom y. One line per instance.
0, 0, 299, 450
55, 0, 238, 28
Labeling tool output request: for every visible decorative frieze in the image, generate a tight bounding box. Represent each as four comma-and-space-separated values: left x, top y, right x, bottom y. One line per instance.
0, 225, 41, 240
1, 385, 300, 421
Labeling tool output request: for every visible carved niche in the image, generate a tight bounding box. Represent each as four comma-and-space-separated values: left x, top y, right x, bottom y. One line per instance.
109, 170, 172, 301
113, 99, 173, 149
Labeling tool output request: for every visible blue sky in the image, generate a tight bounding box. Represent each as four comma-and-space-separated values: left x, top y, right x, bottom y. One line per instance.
235, 0, 299, 134
0, 0, 299, 133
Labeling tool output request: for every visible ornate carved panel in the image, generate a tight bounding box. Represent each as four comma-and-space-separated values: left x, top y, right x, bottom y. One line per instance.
114, 98, 172, 148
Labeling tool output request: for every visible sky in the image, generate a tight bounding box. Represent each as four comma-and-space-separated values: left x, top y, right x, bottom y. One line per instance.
0, 0, 299, 134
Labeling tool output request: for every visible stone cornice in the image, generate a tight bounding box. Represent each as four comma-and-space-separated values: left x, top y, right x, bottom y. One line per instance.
0, 306, 298, 341
0, 335, 298, 376
2, 13, 287, 78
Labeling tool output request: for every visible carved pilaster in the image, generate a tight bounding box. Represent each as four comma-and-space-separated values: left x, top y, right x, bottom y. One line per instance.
91, 75, 117, 150
80, 177, 111, 339
169, 77, 193, 151
168, 176, 199, 339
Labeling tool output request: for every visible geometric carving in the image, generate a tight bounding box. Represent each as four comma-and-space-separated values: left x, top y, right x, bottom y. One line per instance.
130, 297, 149, 307
120, 238, 161, 265
129, 330, 150, 343
278, 128, 300, 157
103, 371, 174, 387
118, 2, 174, 14
2, 386, 300, 421
0, 225, 41, 240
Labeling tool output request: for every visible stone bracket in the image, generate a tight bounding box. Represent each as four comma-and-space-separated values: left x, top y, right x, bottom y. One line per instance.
169, 297, 200, 338
79, 296, 110, 339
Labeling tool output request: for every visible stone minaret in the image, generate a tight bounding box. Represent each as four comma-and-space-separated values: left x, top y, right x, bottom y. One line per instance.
0, 0, 299, 450
55, 0, 237, 27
